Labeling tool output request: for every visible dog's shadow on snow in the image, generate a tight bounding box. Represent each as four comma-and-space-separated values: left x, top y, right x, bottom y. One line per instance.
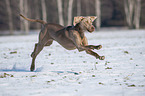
0, 68, 30, 72
51, 71, 79, 75
0, 68, 42, 72
0, 69, 79, 75
0, 65, 79, 74
0, 64, 41, 72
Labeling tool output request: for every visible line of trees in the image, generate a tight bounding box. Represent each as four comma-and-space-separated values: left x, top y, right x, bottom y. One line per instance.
0, 0, 144, 35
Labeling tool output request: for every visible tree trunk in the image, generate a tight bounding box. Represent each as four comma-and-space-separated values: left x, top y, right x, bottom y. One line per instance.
34, 0, 40, 29
95, 0, 101, 30
24, 0, 29, 34
133, 0, 141, 29
20, 0, 29, 34
124, 0, 134, 29
41, 0, 47, 22
77, 0, 81, 16
85, 0, 89, 15
124, 0, 141, 29
67, 0, 74, 25
5, 0, 13, 35
20, 0, 24, 31
64, 0, 68, 26
57, 0, 64, 26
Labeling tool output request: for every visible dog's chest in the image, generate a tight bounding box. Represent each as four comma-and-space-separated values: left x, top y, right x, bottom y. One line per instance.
80, 32, 85, 40
65, 26, 85, 42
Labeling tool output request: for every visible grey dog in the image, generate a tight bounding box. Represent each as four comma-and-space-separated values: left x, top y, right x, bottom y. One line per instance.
20, 14, 105, 71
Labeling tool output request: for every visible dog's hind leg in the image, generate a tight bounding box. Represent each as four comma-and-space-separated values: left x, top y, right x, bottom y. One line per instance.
30, 38, 53, 71
30, 40, 53, 71
30, 27, 53, 71
45, 40, 53, 46
30, 42, 44, 71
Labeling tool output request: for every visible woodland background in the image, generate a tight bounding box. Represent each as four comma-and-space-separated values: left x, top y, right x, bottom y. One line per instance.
0, 0, 145, 35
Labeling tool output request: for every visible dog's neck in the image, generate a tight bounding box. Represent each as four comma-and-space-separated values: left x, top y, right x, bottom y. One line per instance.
74, 23, 86, 32
74, 23, 86, 39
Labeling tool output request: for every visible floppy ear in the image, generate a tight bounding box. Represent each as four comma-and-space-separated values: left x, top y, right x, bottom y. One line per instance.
73, 16, 85, 26
89, 16, 97, 22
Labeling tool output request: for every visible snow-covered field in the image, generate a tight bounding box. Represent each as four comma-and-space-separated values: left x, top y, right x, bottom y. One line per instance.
0, 29, 145, 96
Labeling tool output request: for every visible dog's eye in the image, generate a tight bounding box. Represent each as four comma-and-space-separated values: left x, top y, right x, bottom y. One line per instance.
86, 21, 89, 23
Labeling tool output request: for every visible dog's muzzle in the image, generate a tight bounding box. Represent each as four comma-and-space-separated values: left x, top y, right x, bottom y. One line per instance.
88, 26, 95, 32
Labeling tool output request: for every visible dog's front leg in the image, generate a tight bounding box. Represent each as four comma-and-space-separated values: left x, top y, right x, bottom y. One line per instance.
86, 49, 105, 60
71, 32, 89, 52
82, 36, 105, 60
81, 36, 102, 50
85, 45, 102, 50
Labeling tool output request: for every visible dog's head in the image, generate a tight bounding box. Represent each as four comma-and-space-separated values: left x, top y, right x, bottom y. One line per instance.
73, 16, 97, 32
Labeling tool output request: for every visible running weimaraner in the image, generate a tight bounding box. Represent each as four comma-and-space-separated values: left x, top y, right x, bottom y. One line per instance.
20, 14, 105, 71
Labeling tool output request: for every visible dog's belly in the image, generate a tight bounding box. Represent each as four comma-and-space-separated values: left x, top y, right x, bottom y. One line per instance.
61, 43, 76, 50
56, 39, 77, 50
49, 28, 77, 50
50, 31, 77, 50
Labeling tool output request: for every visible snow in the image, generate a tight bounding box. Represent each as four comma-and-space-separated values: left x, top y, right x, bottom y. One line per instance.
0, 29, 145, 96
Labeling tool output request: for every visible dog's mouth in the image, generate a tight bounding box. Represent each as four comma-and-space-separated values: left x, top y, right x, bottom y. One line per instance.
87, 26, 95, 33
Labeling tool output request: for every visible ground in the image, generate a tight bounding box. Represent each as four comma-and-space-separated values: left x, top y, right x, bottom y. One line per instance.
0, 29, 145, 96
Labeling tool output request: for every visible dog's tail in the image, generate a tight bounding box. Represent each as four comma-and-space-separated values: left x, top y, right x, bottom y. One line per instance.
20, 14, 47, 25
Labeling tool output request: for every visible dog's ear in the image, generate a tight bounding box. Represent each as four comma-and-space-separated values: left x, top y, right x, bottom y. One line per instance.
73, 16, 85, 26
89, 16, 97, 22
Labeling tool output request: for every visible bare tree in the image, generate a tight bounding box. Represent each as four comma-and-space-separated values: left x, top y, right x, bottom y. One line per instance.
85, 0, 89, 15
124, 0, 141, 29
41, 0, 47, 22
77, 0, 81, 16
57, 0, 64, 25
20, 0, 24, 31
67, 0, 74, 25
24, 0, 29, 34
20, 0, 29, 34
64, 0, 68, 26
95, 0, 101, 30
34, 0, 40, 29
5, 0, 13, 35
133, 0, 141, 29
124, 0, 134, 29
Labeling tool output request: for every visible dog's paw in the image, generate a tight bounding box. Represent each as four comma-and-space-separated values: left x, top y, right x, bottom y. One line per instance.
99, 56, 105, 60
96, 45, 102, 50
30, 65, 35, 71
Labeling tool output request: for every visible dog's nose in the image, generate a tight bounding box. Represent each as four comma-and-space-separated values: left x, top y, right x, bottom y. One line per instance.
91, 26, 95, 31
91, 26, 95, 30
